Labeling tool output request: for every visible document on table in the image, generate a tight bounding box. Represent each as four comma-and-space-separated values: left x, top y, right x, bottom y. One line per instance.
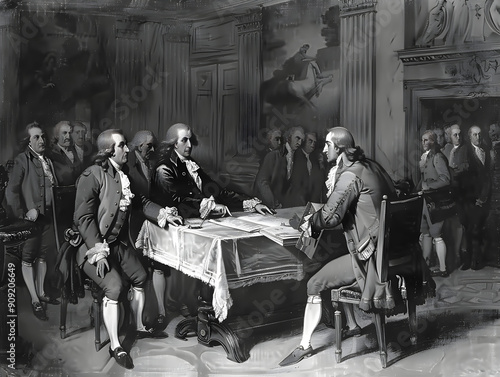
208, 217, 263, 233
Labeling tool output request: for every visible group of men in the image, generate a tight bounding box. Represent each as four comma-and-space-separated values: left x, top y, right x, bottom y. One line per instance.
255, 126, 327, 209
5, 121, 273, 369
419, 123, 494, 276
7, 117, 493, 369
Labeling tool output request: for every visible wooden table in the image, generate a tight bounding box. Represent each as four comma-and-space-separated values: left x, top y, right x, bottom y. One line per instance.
136, 208, 346, 362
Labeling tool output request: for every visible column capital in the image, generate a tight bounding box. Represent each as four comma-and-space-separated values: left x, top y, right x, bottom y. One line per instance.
339, 0, 377, 15
236, 10, 262, 34
162, 22, 192, 43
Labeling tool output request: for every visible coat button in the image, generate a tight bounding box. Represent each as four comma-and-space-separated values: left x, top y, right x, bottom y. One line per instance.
105, 224, 109, 228
117, 190, 120, 194
182, 172, 186, 176
114, 203, 118, 206
110, 213, 114, 217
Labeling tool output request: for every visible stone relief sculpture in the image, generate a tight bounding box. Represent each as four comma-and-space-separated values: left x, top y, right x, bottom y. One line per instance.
485, 0, 500, 34
417, 0, 450, 46
446, 0, 471, 45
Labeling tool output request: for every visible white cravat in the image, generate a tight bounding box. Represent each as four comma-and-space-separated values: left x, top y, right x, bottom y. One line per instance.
75, 144, 84, 162
135, 150, 150, 181
473, 145, 485, 165
30, 147, 54, 185
449, 146, 458, 168
176, 151, 203, 191
108, 158, 135, 211
59, 144, 75, 163
303, 150, 312, 175
325, 154, 344, 198
285, 143, 294, 180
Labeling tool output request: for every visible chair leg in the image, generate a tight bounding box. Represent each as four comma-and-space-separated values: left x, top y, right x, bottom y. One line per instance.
408, 298, 417, 346
374, 313, 387, 368
334, 309, 342, 363
93, 296, 101, 352
60, 294, 68, 339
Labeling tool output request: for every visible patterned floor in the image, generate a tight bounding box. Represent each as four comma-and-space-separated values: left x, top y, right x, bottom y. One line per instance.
3, 266, 500, 377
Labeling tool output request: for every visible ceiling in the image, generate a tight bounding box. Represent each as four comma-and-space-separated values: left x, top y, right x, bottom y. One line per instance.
4, 0, 294, 22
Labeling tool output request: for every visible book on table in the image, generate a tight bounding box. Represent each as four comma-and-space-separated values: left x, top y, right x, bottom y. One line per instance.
259, 225, 301, 246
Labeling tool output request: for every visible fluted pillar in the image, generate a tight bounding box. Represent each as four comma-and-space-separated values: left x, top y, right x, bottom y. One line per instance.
0, 10, 19, 163
236, 11, 262, 155
163, 23, 191, 130
340, 0, 376, 157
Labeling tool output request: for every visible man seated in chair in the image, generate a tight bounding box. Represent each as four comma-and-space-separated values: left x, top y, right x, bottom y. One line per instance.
150, 123, 274, 316
280, 127, 397, 367
74, 129, 182, 370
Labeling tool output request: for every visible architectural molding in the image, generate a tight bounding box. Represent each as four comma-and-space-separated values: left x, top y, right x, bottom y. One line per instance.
162, 22, 192, 43
339, 0, 376, 16
398, 44, 500, 65
115, 19, 142, 39
235, 10, 262, 34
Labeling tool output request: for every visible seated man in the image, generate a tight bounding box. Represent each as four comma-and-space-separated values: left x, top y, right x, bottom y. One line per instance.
74, 129, 181, 370
280, 127, 397, 367
151, 123, 273, 218
150, 123, 274, 316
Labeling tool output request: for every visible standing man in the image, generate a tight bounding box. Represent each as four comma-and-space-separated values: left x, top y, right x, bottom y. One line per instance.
71, 121, 95, 169
255, 126, 305, 208
460, 125, 491, 270
6, 122, 60, 321
288, 132, 327, 206
48, 120, 83, 186
279, 127, 397, 367
74, 129, 180, 370
418, 130, 451, 277
258, 127, 282, 163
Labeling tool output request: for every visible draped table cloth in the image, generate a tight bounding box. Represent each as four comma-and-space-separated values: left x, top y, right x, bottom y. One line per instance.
135, 207, 307, 322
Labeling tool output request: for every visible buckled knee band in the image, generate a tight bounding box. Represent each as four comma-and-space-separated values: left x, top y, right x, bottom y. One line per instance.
153, 269, 164, 275
102, 297, 118, 307
434, 237, 444, 244
132, 286, 144, 293
307, 295, 322, 304
22, 261, 32, 267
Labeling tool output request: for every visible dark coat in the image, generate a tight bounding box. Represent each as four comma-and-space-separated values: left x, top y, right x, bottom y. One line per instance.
6, 148, 58, 219
288, 149, 327, 206
151, 148, 245, 218
74, 160, 162, 265
310, 156, 397, 312
255, 147, 289, 208
463, 142, 492, 204
47, 144, 83, 186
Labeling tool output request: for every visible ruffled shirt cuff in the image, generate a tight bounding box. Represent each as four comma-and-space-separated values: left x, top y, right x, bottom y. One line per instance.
200, 195, 216, 218
243, 197, 262, 212
85, 241, 110, 265
157, 206, 179, 228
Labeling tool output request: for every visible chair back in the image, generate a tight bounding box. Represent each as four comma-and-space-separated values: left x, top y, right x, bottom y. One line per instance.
376, 193, 423, 282
52, 185, 77, 249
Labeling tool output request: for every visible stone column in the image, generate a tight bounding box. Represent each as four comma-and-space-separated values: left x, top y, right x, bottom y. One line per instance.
163, 23, 192, 128
339, 0, 376, 157
0, 10, 19, 163
236, 11, 262, 155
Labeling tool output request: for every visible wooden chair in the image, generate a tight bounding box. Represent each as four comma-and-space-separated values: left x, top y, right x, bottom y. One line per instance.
331, 193, 429, 368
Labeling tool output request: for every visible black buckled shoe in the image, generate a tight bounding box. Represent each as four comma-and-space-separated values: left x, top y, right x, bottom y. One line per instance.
109, 347, 134, 369
342, 325, 362, 339
38, 294, 60, 305
431, 269, 449, 278
32, 302, 48, 321
279, 345, 314, 367
153, 314, 168, 332
136, 328, 169, 340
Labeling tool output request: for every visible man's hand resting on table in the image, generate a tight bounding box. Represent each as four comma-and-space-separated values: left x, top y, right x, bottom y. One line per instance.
166, 214, 184, 227
255, 203, 276, 215
212, 204, 232, 217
